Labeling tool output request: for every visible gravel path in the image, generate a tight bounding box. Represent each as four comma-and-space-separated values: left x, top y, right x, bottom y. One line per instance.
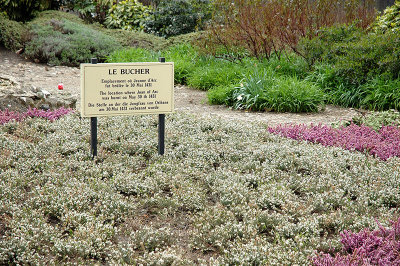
0, 47, 359, 125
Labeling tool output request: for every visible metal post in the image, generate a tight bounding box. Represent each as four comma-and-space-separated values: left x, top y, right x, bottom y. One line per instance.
158, 57, 166, 155
90, 58, 98, 158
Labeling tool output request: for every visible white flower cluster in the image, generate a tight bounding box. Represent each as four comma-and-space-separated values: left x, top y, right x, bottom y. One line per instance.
0, 111, 399, 264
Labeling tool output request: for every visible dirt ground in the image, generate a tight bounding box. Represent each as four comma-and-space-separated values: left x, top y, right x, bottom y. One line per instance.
0, 47, 359, 125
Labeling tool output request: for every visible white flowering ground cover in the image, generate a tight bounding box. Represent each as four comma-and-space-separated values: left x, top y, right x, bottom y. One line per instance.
0, 112, 399, 264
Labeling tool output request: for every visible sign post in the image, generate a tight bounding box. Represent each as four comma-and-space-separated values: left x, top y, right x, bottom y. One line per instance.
158, 57, 165, 155
90, 58, 98, 158
81, 60, 174, 157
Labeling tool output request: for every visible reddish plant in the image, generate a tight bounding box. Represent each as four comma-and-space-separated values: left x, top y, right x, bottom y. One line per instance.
204, 0, 376, 61
0, 107, 74, 125
312, 217, 400, 265
268, 123, 400, 160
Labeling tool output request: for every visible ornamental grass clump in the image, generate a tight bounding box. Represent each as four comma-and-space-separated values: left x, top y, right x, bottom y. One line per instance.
312, 217, 400, 265
268, 123, 400, 160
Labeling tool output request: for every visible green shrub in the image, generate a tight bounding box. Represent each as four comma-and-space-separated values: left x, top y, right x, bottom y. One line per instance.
299, 24, 363, 67
107, 47, 158, 63
69, 0, 113, 23
105, 0, 153, 31
361, 78, 400, 111
101, 28, 167, 50
0, 13, 28, 51
108, 44, 200, 84
263, 53, 309, 79
231, 69, 325, 113
373, 0, 400, 33
207, 85, 236, 105
0, 0, 51, 21
29, 10, 85, 24
186, 59, 243, 90
25, 18, 121, 66
145, 0, 211, 38
301, 24, 400, 84
166, 31, 206, 47
163, 43, 199, 84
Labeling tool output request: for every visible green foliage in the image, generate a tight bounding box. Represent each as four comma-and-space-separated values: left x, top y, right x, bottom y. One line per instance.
361, 78, 400, 111
0, 0, 51, 21
352, 110, 400, 130
166, 31, 206, 47
301, 24, 400, 110
0, 13, 28, 50
25, 18, 121, 66
70, 0, 113, 23
101, 28, 168, 50
186, 59, 243, 90
231, 69, 325, 113
373, 0, 400, 33
107, 46, 158, 63
145, 0, 211, 38
301, 24, 400, 84
207, 85, 235, 105
299, 24, 363, 67
105, 0, 153, 31
163, 43, 199, 84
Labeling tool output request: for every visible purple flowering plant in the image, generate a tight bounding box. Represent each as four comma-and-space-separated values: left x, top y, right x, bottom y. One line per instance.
268, 123, 400, 160
312, 217, 400, 265
0, 107, 74, 125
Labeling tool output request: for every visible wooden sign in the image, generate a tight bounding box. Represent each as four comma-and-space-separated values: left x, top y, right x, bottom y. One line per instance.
81, 62, 174, 117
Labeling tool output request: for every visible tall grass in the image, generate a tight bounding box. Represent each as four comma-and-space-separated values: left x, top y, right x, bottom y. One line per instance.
231, 69, 325, 112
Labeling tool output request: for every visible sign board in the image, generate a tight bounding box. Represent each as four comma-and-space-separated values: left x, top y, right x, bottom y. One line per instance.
81, 62, 174, 117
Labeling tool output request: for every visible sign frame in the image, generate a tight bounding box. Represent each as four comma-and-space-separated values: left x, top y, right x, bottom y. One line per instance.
80, 62, 174, 118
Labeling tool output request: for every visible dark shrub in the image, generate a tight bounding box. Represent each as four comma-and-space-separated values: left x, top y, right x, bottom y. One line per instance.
0, 14, 29, 51
145, 0, 211, 38
25, 19, 121, 66
0, 0, 51, 21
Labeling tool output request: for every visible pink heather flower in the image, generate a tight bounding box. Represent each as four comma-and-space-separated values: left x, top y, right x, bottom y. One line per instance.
312, 218, 400, 265
268, 123, 400, 160
0, 107, 74, 125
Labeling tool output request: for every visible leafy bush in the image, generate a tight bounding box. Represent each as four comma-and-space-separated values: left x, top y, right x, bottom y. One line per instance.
164, 43, 199, 84
98, 28, 168, 50
25, 18, 121, 66
105, 0, 153, 31
145, 0, 211, 38
312, 217, 400, 265
108, 43, 201, 84
207, 85, 235, 105
302, 24, 400, 110
205, 0, 376, 61
361, 78, 400, 111
0, 14, 28, 51
0, 0, 51, 21
302, 25, 400, 84
372, 0, 400, 33
186, 59, 243, 90
69, 0, 113, 23
231, 69, 325, 112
